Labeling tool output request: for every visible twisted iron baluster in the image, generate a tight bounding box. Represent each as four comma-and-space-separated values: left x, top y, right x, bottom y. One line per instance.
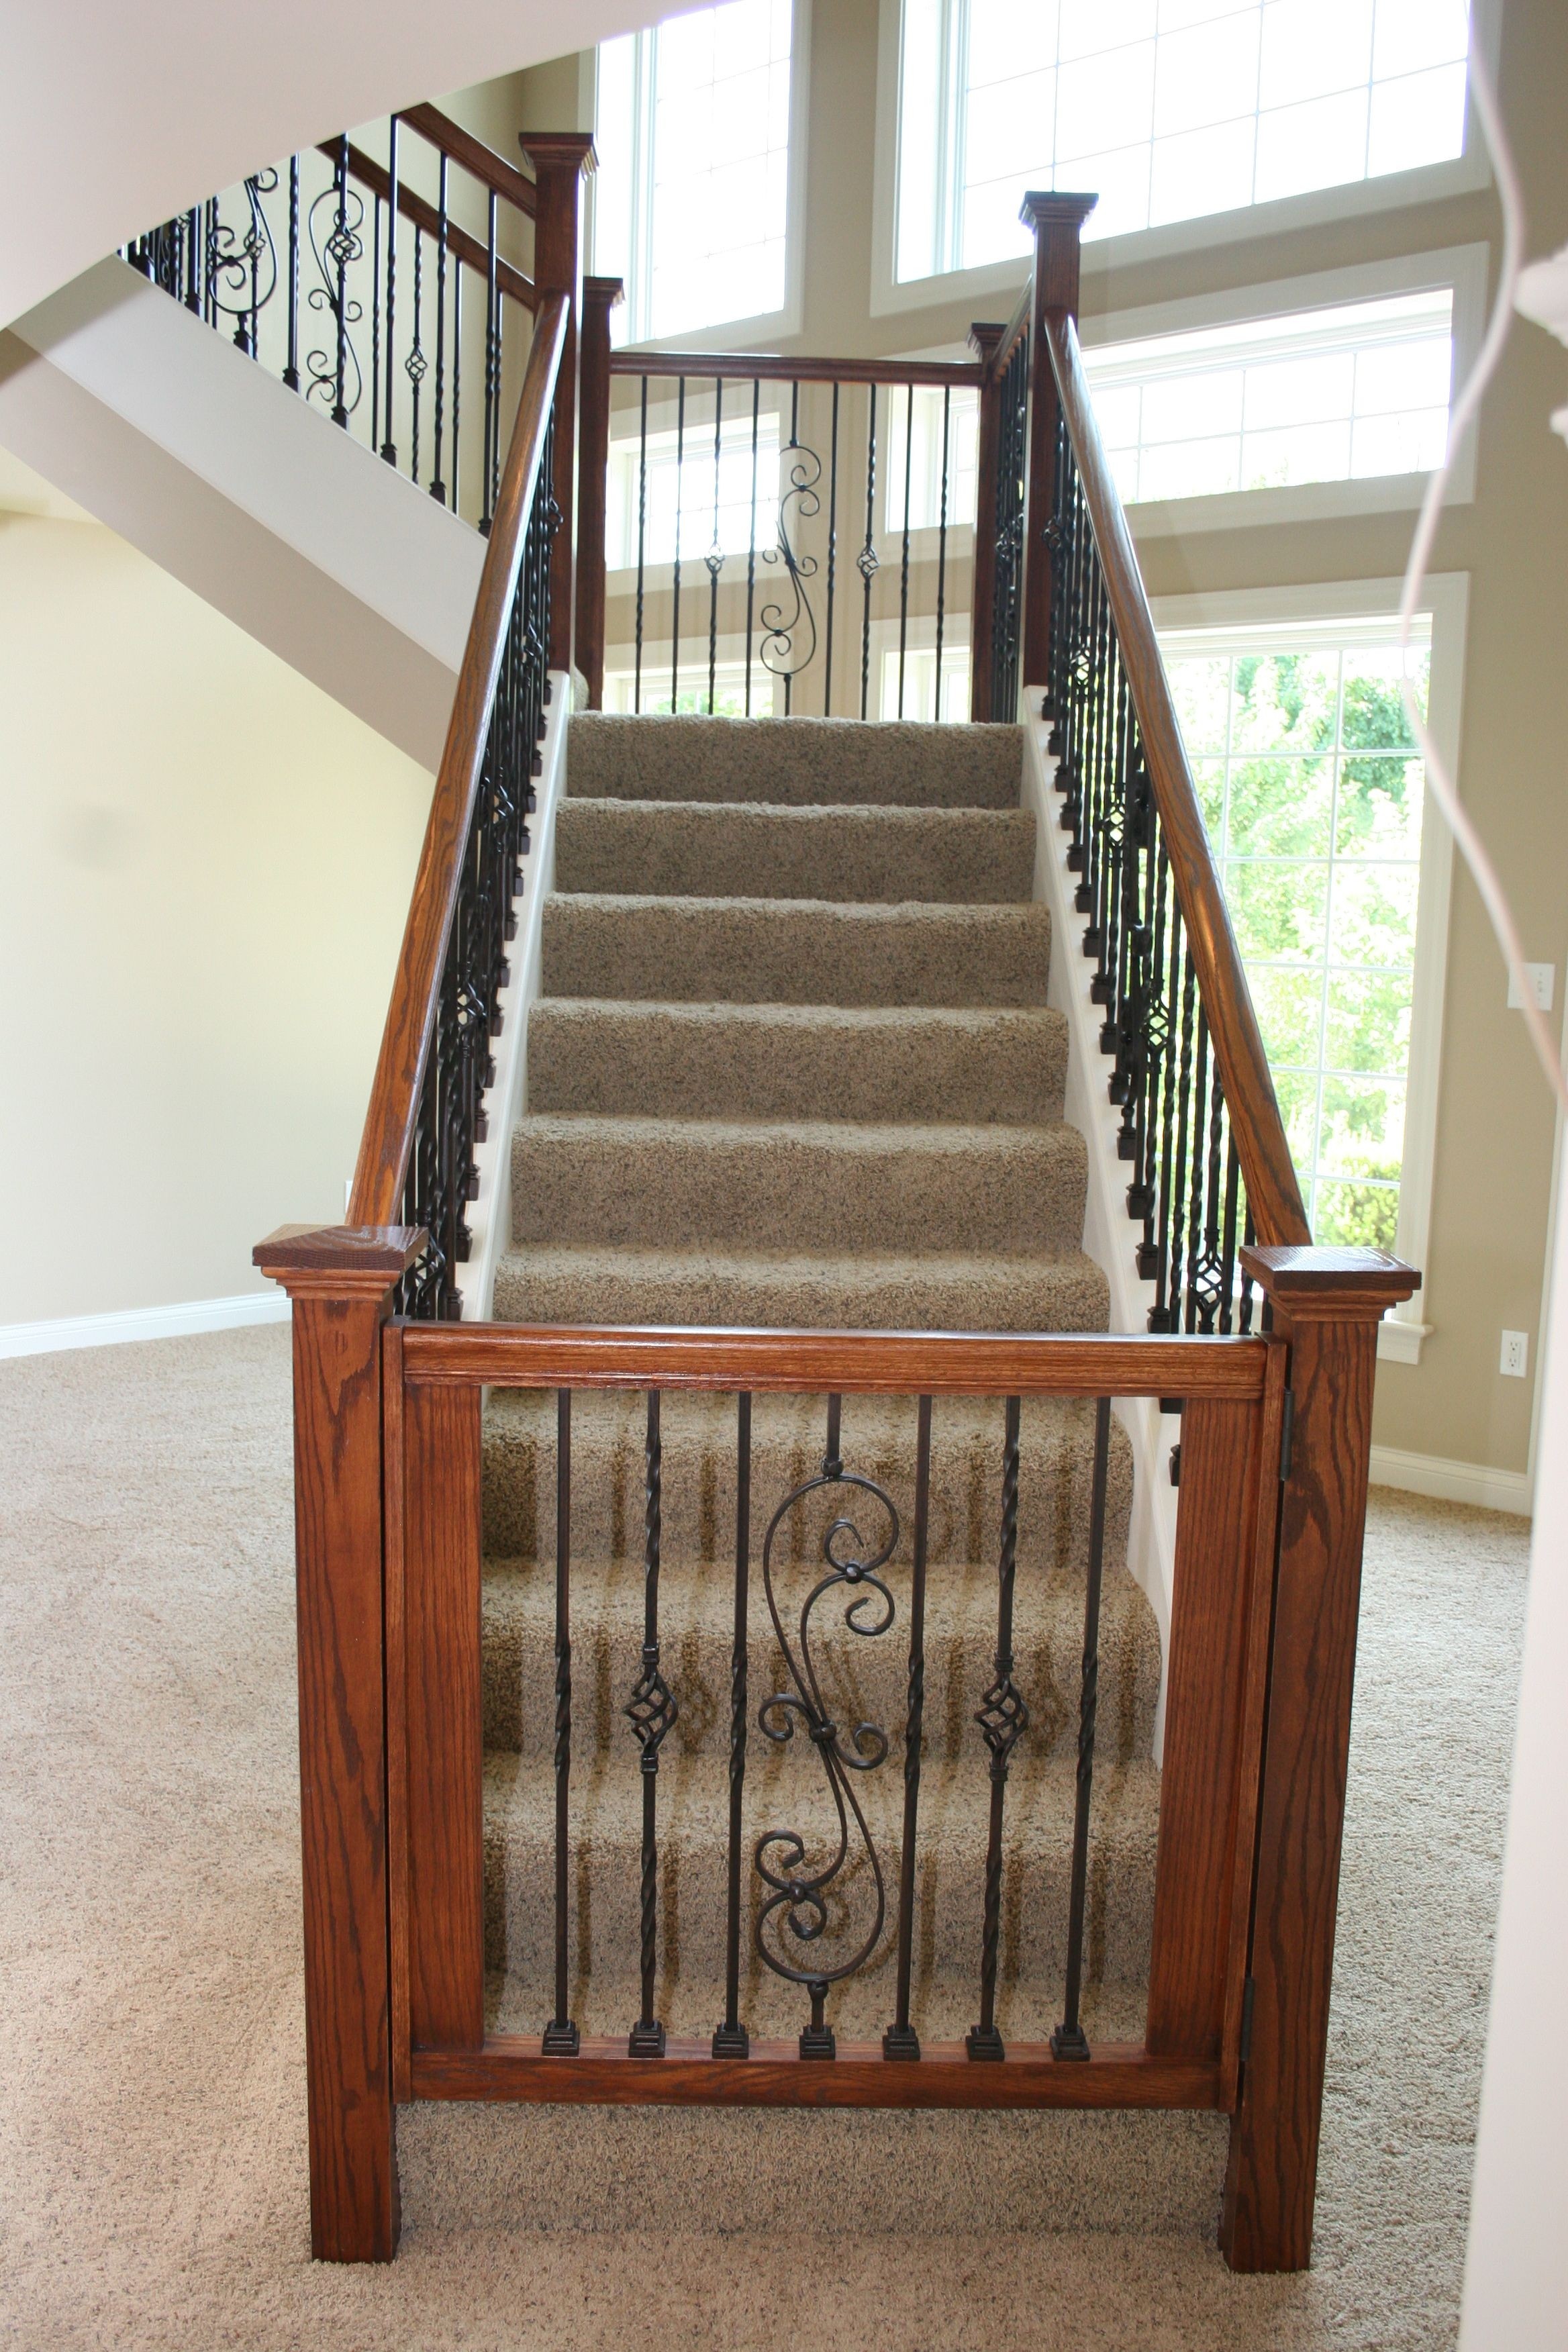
381, 115, 398, 464
714, 1393, 752, 2058
627, 1392, 674, 2055
968, 1396, 1027, 2060
859, 385, 878, 720
1053, 1396, 1112, 2060
883, 1394, 932, 2061
542, 1389, 579, 2054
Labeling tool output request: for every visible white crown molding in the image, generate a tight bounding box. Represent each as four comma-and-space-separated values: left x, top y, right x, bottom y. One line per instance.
0, 1289, 289, 1359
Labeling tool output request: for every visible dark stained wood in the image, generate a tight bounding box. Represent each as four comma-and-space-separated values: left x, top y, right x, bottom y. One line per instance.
253, 1255, 404, 2261
347, 293, 569, 1228
1239, 1244, 1424, 1314
522, 134, 596, 677
1020, 192, 1095, 689
1222, 1250, 1418, 2272
401, 1382, 485, 2055
399, 1322, 1270, 1398
968, 321, 1006, 722
609, 350, 985, 388
382, 1326, 412, 2108
397, 101, 539, 219
254, 1223, 425, 1283
1146, 1373, 1279, 2071
577, 275, 623, 709
412, 2037, 1222, 2110
1043, 311, 1312, 1253
324, 141, 536, 312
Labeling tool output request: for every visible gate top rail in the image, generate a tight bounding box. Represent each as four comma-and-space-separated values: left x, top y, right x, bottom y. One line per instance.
395, 1320, 1271, 1396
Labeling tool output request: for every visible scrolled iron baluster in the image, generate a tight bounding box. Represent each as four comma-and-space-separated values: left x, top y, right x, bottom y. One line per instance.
753, 1395, 901, 2060
305, 142, 363, 428
204, 170, 279, 358
760, 383, 822, 697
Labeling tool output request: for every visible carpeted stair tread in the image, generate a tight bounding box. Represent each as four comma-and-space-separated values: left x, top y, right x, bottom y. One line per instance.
509, 1113, 1087, 1255
481, 1387, 1134, 1581
540, 892, 1052, 1007
490, 1240, 1109, 1331
526, 998, 1069, 1124
554, 797, 1036, 904
483, 1747, 1160, 2001
566, 711, 1025, 808
481, 1552, 1159, 1765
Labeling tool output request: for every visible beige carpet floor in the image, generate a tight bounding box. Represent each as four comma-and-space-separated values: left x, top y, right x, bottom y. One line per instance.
0, 1325, 1528, 2350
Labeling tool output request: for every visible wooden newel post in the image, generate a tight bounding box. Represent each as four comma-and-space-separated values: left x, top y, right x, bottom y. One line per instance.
968, 320, 1006, 723
520, 134, 596, 680
576, 274, 624, 710
1019, 189, 1096, 693
253, 1220, 426, 2265
1222, 1243, 1422, 2273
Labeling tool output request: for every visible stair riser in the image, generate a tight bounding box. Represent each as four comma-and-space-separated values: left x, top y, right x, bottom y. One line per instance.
491, 1249, 1110, 1332
481, 1577, 1157, 1766
510, 1120, 1088, 1254
483, 1764, 1158, 1997
554, 800, 1037, 905
540, 896, 1053, 1007
483, 1393, 1132, 1580
566, 712, 1026, 809
527, 1000, 1069, 1125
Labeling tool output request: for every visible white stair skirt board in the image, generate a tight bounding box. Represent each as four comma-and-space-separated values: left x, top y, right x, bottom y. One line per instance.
1369, 1444, 1532, 1517
1022, 693, 1179, 1757
0, 258, 483, 770
455, 670, 573, 1323
0, 1289, 289, 1359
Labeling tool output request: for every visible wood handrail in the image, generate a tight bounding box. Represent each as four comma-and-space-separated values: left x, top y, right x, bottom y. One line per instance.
989, 277, 1032, 379
348, 292, 570, 1227
610, 350, 985, 388
326, 141, 536, 311
397, 102, 540, 219
1042, 311, 1310, 1248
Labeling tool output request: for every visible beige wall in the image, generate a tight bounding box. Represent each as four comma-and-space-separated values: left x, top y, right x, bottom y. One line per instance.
517, 0, 1568, 1485
0, 492, 430, 1326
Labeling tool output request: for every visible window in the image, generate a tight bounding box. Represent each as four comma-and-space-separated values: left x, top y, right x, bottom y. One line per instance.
879, 640, 971, 721
606, 410, 785, 570
594, 0, 797, 344
883, 383, 981, 531
1163, 616, 1433, 1252
895, 0, 1472, 279
1086, 288, 1453, 507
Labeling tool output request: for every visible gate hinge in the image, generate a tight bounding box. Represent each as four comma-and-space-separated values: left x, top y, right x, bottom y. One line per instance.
1279, 1389, 1295, 1482
1239, 1975, 1257, 2065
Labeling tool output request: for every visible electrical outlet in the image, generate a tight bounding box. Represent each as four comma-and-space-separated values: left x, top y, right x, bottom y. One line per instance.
1507, 963, 1555, 1012
1500, 1329, 1530, 1379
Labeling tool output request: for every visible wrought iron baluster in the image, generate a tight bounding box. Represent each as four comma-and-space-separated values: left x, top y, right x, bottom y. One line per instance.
707, 373, 724, 714
430, 154, 449, 503
331, 139, 351, 426
283, 158, 300, 390
634, 375, 648, 713
824, 381, 840, 716
969, 1395, 1026, 2061
1052, 1395, 1111, 2061
381, 116, 399, 464
714, 1392, 752, 2059
185, 205, 201, 312
542, 1389, 580, 2054
745, 378, 760, 715
626, 1391, 675, 2055
407, 226, 426, 487
760, 380, 821, 710
1220, 1124, 1243, 1334
450, 261, 462, 519
671, 375, 686, 712
934, 384, 950, 720
883, 1393, 932, 2061
481, 192, 498, 534
897, 381, 914, 718
859, 384, 879, 720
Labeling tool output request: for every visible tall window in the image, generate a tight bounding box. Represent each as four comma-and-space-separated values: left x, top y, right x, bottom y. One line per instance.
595, 0, 796, 343
1086, 288, 1454, 505
1163, 617, 1430, 1249
897, 0, 1472, 278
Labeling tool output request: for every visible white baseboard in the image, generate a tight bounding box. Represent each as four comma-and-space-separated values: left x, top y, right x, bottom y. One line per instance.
1369, 1442, 1533, 1516
0, 1290, 290, 1359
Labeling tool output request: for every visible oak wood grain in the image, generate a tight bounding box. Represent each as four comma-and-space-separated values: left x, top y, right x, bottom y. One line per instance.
1043, 311, 1312, 1253
412, 2037, 1223, 2110
398, 1324, 1271, 1398
347, 294, 569, 1228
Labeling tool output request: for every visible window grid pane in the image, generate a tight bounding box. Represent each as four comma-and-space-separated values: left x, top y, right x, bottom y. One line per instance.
1164, 624, 1430, 1251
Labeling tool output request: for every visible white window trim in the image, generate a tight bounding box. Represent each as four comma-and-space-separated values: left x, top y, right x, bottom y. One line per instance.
1150, 573, 1467, 1366
1089, 244, 1488, 532
586, 0, 813, 356
869, 0, 1502, 322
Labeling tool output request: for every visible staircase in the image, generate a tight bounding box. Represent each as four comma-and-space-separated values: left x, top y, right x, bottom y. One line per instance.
487, 712, 1150, 2026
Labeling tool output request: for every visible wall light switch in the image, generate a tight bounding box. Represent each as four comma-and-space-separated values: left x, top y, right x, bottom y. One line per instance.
1500, 1329, 1530, 1379
1507, 963, 1555, 1012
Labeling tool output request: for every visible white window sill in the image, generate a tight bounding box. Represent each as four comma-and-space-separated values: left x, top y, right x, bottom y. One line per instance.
1378, 1317, 1432, 1366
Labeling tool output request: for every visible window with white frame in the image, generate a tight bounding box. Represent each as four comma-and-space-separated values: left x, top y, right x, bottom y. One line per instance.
1085, 287, 1453, 505
896, 0, 1472, 278
883, 382, 981, 531
595, 0, 797, 344
606, 409, 785, 570
1162, 614, 1434, 1251
879, 639, 971, 722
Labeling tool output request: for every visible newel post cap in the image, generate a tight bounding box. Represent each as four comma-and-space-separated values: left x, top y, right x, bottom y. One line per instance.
1239, 1243, 1421, 1322
1019, 189, 1099, 233
583, 274, 625, 308
520, 132, 597, 177
253, 1222, 427, 1300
